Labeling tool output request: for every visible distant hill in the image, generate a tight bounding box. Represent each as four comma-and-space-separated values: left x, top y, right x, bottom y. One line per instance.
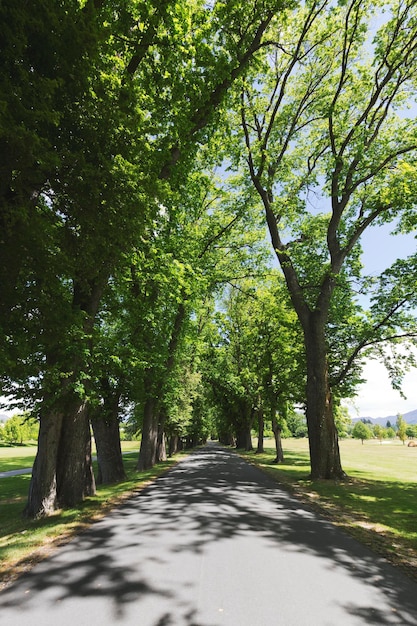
353, 408, 417, 426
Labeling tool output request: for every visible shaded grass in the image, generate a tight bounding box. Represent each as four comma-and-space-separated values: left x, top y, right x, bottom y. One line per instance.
0, 449, 186, 590
240, 438, 417, 581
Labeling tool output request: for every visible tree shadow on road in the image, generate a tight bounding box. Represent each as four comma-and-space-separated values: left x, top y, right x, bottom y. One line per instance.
0, 443, 416, 626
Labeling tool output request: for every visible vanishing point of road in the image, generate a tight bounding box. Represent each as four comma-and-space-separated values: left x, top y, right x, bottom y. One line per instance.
1, 443, 417, 626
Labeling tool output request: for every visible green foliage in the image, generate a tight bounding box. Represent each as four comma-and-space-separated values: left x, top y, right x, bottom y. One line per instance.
0, 415, 39, 445
373, 424, 387, 443
406, 425, 417, 439
334, 405, 352, 438
2, 0, 417, 490
286, 412, 308, 438
396, 414, 408, 445
201, 273, 305, 444
220, 0, 417, 475
352, 420, 372, 443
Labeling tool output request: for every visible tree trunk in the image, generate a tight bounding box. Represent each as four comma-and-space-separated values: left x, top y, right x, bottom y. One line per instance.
136, 303, 186, 471
136, 395, 159, 471
156, 409, 167, 462
56, 397, 96, 507
235, 424, 253, 451
272, 412, 284, 464
90, 387, 126, 484
256, 405, 264, 453
24, 277, 104, 517
235, 403, 254, 451
168, 434, 181, 457
305, 314, 345, 479
24, 407, 64, 518
156, 430, 167, 462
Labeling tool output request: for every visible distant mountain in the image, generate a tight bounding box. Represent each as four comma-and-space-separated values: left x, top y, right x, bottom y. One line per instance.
353, 408, 417, 426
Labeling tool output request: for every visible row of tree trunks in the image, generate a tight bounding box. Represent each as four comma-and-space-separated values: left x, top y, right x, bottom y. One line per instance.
136, 303, 187, 471
168, 434, 183, 457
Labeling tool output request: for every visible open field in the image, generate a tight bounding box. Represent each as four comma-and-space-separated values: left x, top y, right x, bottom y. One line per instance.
241, 437, 417, 580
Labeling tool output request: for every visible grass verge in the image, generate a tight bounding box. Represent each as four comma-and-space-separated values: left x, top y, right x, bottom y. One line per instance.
0, 448, 186, 591
239, 438, 417, 582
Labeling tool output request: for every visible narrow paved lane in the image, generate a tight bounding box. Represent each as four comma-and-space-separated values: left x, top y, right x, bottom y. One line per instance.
1, 443, 417, 625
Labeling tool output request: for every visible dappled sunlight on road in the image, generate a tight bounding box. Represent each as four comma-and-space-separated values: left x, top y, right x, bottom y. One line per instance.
0, 443, 416, 625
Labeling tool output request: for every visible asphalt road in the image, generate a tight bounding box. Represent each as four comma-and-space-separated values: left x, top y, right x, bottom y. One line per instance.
1, 443, 417, 626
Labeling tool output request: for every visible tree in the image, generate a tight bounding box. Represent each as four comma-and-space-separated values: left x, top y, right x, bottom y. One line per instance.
1, 0, 291, 517
228, 0, 417, 478
286, 412, 308, 439
0, 414, 38, 445
396, 414, 407, 445
373, 424, 387, 444
334, 405, 352, 439
406, 425, 417, 439
204, 273, 304, 453
352, 421, 372, 444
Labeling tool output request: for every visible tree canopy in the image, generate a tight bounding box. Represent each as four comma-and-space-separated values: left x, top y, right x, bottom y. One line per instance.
1, 0, 417, 515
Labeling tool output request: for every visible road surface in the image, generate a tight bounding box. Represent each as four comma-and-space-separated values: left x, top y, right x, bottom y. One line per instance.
1, 443, 417, 625
0, 467, 31, 478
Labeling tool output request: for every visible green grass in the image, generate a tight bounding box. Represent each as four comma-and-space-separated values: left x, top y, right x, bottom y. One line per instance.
240, 438, 417, 579
0, 440, 140, 472
0, 443, 184, 589
0, 444, 38, 472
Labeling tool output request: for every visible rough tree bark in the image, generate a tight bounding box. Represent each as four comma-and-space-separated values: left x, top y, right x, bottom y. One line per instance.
271, 410, 284, 464
56, 397, 96, 506
90, 384, 126, 484
304, 313, 345, 479
136, 393, 159, 471
235, 403, 254, 451
256, 404, 265, 453
24, 405, 64, 518
25, 278, 103, 517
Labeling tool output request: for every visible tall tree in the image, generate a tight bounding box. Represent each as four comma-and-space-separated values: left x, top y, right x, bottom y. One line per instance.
230, 0, 417, 478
